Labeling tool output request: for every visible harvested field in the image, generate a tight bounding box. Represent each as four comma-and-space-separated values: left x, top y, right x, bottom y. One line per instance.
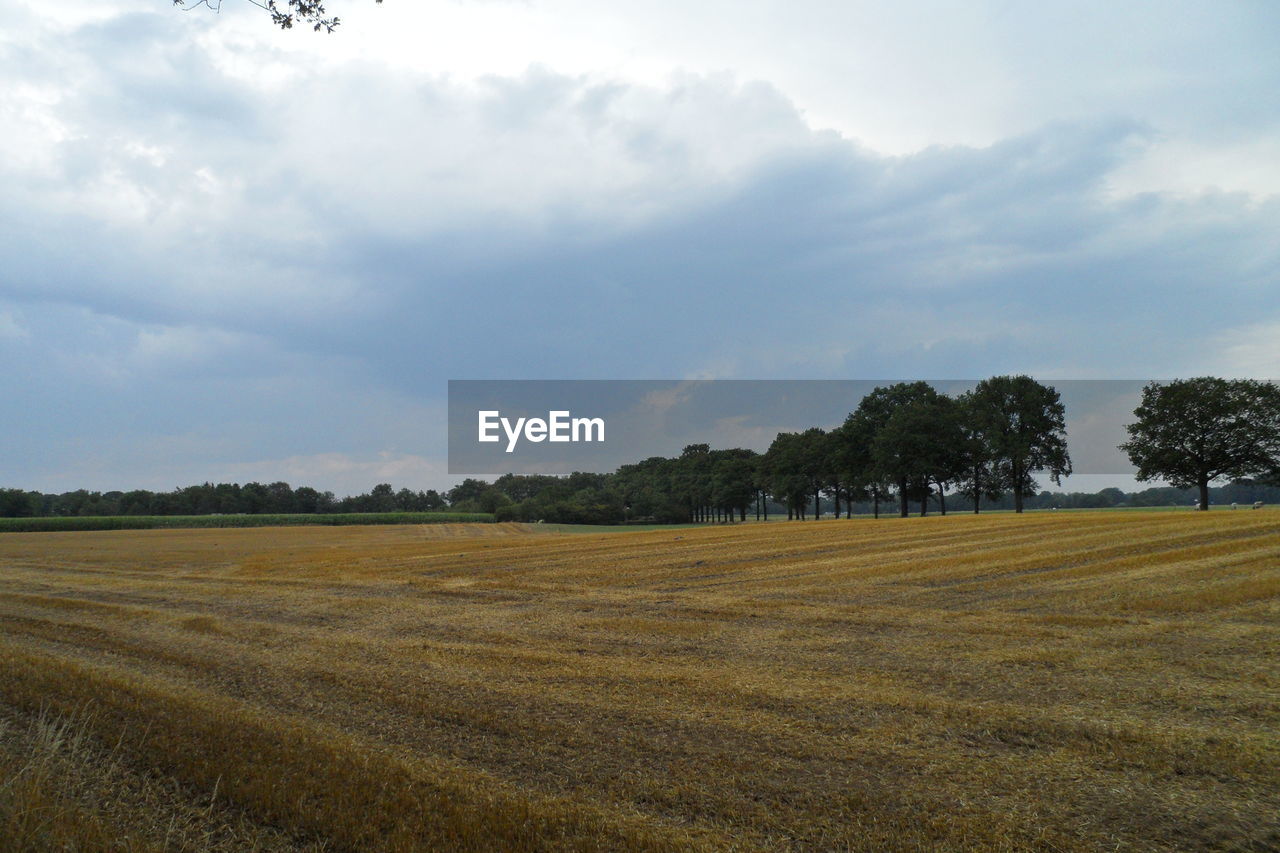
1, 512, 1277, 851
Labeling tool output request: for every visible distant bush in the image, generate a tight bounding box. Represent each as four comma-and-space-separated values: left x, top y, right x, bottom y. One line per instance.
0, 512, 494, 533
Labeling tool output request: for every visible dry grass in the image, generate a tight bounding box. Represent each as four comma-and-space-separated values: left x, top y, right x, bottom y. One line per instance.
0, 511, 1277, 851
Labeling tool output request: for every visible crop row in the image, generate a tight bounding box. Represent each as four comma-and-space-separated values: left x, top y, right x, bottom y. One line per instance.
0, 511, 495, 533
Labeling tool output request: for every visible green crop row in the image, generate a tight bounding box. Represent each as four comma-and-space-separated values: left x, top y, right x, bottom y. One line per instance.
0, 512, 495, 533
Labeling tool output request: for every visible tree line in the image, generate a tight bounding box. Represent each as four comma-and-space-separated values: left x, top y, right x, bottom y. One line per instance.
0, 481, 447, 519
467, 375, 1279, 520
494, 375, 1069, 523
5, 376, 1276, 522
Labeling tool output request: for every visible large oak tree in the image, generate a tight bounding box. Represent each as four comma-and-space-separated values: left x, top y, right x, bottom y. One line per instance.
839, 382, 940, 518
968, 375, 1071, 513
1120, 378, 1280, 511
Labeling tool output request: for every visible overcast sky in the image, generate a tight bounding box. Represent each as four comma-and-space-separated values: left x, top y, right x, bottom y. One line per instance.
2, 0, 1277, 495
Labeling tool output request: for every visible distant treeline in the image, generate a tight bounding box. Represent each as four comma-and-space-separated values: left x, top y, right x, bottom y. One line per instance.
468, 470, 1280, 525
6, 477, 1275, 529
494, 376, 1073, 523
479, 375, 1279, 521
6, 376, 1276, 526
0, 482, 448, 519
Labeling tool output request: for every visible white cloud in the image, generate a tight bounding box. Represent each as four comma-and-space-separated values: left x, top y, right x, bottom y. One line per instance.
1, 1, 1277, 493
217, 452, 456, 496
1105, 134, 1280, 200
1204, 320, 1280, 379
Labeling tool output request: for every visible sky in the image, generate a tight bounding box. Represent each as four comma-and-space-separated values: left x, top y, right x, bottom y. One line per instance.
1, 0, 1277, 496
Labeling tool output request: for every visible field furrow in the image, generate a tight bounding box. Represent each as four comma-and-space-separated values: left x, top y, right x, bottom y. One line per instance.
2, 511, 1277, 851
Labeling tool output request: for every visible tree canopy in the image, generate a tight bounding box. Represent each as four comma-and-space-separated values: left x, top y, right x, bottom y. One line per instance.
1120, 377, 1280, 510
968, 375, 1072, 513
840, 382, 940, 517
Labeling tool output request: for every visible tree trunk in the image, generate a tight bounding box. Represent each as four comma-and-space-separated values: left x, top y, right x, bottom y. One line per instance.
899, 478, 909, 518
873, 489, 880, 519
814, 488, 821, 520
1198, 478, 1210, 511
763, 493, 768, 522
938, 481, 947, 515
833, 482, 841, 519
1013, 462, 1024, 513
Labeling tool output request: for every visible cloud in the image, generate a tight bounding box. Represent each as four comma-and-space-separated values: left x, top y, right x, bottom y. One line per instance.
1205, 321, 1280, 379
217, 452, 456, 497
1, 3, 1277, 492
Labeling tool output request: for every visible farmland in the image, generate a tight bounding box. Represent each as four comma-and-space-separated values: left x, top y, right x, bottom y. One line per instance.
1, 512, 1277, 851
0, 511, 495, 534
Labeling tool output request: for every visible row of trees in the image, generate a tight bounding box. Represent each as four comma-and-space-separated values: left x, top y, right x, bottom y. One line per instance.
479, 376, 1072, 522
0, 481, 447, 519
460, 376, 1280, 521
6, 377, 1275, 522
769, 376, 1071, 519
3, 375, 1073, 523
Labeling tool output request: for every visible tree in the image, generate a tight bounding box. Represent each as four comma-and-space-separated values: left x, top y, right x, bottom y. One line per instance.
616, 457, 686, 522
367, 482, 397, 512
969, 376, 1071, 513
0, 488, 41, 518
829, 418, 870, 517
763, 432, 810, 520
711, 449, 758, 522
446, 478, 489, 508
795, 427, 830, 520
1120, 378, 1280, 511
841, 382, 941, 518
174, 0, 382, 33
676, 444, 714, 522
954, 390, 1005, 513
872, 393, 966, 516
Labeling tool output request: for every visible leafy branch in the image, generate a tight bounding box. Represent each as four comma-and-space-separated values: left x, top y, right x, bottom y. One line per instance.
173, 0, 382, 33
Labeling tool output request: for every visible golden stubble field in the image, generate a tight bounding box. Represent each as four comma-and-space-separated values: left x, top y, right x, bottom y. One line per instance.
0, 512, 1277, 851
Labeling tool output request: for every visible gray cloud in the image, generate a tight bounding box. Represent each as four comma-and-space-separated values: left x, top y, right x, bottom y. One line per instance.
1, 4, 1276, 492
